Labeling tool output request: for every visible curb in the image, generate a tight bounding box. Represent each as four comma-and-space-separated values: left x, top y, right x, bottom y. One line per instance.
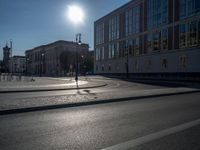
0, 90, 199, 115
0, 83, 107, 93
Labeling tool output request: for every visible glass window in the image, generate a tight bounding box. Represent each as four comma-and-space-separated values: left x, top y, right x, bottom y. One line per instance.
109, 16, 119, 41
180, 0, 200, 19
153, 31, 161, 51
108, 43, 119, 59
147, 34, 152, 52
134, 38, 140, 55
162, 29, 168, 50
188, 0, 195, 16
162, 0, 168, 24
125, 5, 140, 36
188, 21, 198, 46
179, 0, 187, 19
147, 0, 163, 29
179, 24, 187, 48
95, 23, 104, 45
180, 55, 188, 69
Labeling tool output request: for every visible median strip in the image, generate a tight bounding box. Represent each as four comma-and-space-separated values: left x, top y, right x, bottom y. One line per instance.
0, 89, 199, 115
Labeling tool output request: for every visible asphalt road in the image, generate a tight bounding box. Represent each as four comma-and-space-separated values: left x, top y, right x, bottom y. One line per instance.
0, 93, 200, 150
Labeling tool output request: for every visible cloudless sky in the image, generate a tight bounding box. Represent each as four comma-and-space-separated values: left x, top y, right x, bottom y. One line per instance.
0, 0, 130, 59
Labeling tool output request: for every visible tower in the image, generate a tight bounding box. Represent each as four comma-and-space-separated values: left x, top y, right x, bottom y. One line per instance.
3, 42, 11, 70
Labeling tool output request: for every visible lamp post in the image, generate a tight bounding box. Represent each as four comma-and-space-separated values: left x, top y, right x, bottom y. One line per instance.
125, 46, 129, 79
41, 53, 44, 77
75, 33, 82, 86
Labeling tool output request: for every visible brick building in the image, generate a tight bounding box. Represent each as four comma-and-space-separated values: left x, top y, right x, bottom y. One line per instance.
94, 0, 200, 80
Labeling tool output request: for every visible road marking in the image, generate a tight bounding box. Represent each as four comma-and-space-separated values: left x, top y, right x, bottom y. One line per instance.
102, 118, 200, 150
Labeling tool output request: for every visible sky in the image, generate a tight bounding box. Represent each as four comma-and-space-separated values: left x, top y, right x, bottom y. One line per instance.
0, 0, 130, 59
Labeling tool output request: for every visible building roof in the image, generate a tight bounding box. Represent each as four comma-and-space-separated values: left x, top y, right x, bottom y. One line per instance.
95, 0, 136, 24
25, 40, 89, 53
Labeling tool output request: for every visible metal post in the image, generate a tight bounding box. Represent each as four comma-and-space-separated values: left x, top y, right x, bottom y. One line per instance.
125, 46, 129, 79
75, 33, 82, 87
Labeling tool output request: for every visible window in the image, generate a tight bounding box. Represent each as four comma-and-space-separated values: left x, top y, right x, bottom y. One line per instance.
109, 16, 119, 41
108, 43, 119, 59
179, 24, 187, 48
161, 58, 167, 69
162, 29, 168, 50
180, 0, 187, 19
180, 0, 200, 19
188, 21, 198, 46
134, 38, 140, 55
126, 40, 133, 55
153, 31, 161, 51
162, 0, 168, 24
95, 23, 104, 45
147, 0, 165, 29
180, 55, 188, 69
125, 5, 140, 36
147, 34, 152, 52
95, 47, 103, 61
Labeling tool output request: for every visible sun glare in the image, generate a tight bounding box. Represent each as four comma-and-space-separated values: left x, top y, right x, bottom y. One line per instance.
67, 5, 84, 24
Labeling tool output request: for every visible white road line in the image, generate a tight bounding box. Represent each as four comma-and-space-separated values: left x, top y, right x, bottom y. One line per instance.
102, 118, 200, 150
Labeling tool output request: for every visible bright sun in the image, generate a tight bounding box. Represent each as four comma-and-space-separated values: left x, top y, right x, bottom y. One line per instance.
67, 5, 84, 24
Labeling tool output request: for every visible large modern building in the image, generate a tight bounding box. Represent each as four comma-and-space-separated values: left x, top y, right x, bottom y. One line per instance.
94, 0, 200, 80
25, 40, 89, 76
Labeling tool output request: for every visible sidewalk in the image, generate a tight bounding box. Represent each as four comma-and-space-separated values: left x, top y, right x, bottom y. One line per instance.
0, 77, 107, 93
0, 86, 199, 115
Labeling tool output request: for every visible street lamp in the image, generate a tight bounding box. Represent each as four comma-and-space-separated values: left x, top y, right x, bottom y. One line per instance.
41, 53, 44, 77
75, 33, 82, 86
125, 46, 129, 79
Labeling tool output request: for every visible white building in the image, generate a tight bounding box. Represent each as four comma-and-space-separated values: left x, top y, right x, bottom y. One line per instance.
9, 56, 26, 73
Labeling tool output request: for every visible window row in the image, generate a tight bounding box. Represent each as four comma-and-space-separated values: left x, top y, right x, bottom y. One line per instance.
179, 0, 200, 19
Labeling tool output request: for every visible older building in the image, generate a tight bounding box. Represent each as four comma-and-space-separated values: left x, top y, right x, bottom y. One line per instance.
25, 40, 89, 76
94, 0, 200, 80
3, 44, 11, 71
9, 56, 26, 73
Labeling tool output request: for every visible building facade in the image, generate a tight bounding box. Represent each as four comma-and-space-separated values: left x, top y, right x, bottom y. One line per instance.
25, 40, 89, 76
9, 56, 26, 73
94, 0, 200, 80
